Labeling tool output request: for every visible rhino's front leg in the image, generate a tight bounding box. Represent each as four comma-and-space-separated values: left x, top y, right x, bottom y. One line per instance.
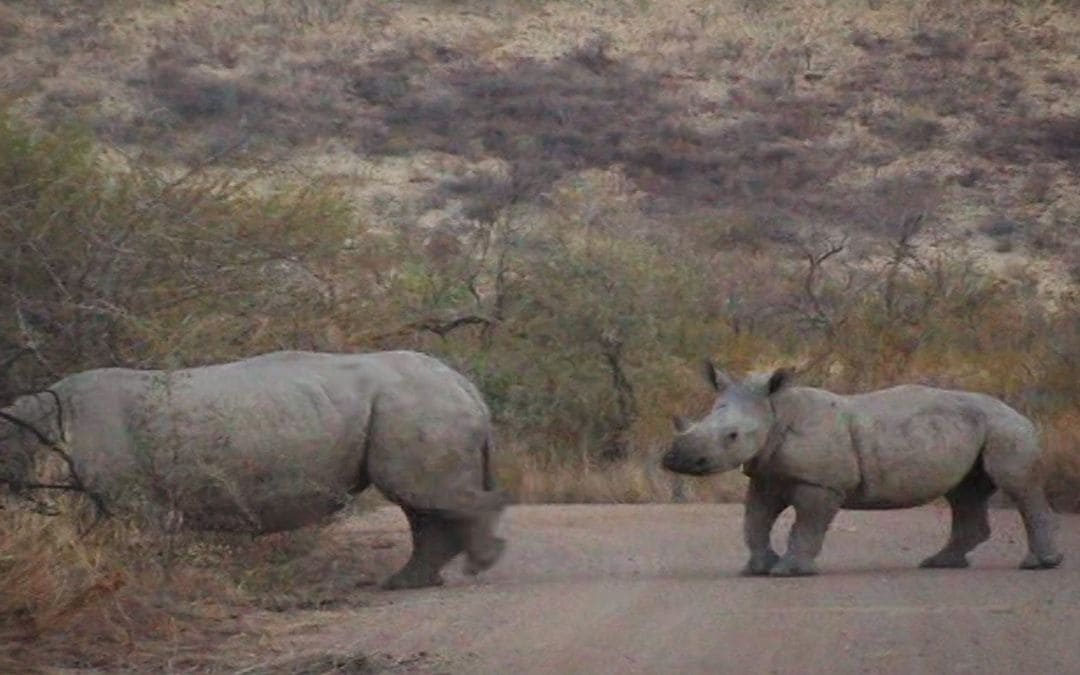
742, 478, 787, 576
771, 484, 842, 577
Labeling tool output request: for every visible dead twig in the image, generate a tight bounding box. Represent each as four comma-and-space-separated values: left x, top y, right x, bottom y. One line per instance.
368, 314, 496, 342
0, 409, 111, 524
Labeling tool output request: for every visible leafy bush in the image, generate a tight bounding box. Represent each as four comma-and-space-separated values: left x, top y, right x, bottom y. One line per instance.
0, 111, 352, 401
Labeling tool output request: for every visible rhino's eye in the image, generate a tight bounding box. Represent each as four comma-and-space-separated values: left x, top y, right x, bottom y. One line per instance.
727, 431, 738, 442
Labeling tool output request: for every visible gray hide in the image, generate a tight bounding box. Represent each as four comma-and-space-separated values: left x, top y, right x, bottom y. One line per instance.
0, 350, 509, 589
663, 362, 1063, 576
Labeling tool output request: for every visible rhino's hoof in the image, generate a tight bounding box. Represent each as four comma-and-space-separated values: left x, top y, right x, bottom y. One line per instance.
1020, 552, 1064, 570
382, 571, 444, 590
769, 557, 819, 577
919, 553, 970, 569
465, 537, 506, 576
742, 551, 781, 576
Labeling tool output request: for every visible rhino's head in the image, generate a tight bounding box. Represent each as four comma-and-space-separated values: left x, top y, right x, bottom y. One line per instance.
662, 361, 792, 476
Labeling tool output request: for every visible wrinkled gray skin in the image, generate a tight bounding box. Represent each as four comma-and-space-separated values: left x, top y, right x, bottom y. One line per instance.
663, 362, 1063, 576
0, 351, 508, 590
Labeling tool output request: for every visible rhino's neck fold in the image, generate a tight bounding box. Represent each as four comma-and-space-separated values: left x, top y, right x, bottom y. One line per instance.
744, 394, 790, 476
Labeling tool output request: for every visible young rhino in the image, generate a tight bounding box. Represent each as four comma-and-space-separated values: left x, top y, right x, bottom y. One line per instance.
663, 362, 1064, 576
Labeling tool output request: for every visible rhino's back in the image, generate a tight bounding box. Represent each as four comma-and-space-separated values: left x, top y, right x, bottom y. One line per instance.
57, 353, 369, 456
55, 351, 490, 531
59, 350, 474, 438
843, 385, 995, 507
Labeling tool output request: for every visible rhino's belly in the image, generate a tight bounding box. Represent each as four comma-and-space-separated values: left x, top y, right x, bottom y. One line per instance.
843, 469, 965, 508
177, 488, 352, 533
166, 436, 361, 532
115, 416, 362, 533
848, 460, 974, 508
841, 495, 939, 510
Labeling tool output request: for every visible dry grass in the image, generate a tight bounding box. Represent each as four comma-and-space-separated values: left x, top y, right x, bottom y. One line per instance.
0, 502, 239, 672
1045, 411, 1080, 513
500, 448, 747, 505
0, 490, 395, 672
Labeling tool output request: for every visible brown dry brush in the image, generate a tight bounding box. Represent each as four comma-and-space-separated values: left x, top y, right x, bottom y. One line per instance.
0, 112, 357, 671
0, 437, 387, 671
2, 108, 1077, 494
0, 111, 352, 401
0, 490, 382, 672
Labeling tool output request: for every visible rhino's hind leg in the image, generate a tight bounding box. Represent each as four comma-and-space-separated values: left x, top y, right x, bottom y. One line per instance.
921, 464, 995, 569
438, 514, 501, 574
771, 484, 841, 577
983, 439, 1064, 570
383, 507, 464, 590
453, 508, 507, 576
1009, 488, 1064, 570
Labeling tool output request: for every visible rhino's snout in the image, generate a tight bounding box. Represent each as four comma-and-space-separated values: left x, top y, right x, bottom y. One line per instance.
662, 443, 712, 476
662, 448, 680, 472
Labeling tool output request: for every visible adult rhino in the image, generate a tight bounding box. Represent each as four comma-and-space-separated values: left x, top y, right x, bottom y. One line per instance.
0, 350, 509, 589
663, 362, 1063, 576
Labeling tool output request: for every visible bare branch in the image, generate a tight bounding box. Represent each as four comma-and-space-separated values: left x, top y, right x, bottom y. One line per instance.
796, 233, 848, 334
365, 314, 496, 343
16, 306, 61, 380
0, 409, 57, 447
0, 410, 111, 520
0, 347, 30, 378
883, 212, 928, 318
599, 329, 638, 462
410, 314, 495, 338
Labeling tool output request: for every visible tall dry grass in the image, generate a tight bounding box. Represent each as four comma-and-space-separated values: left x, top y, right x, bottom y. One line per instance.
501, 446, 748, 505
1044, 411, 1080, 513
0, 499, 227, 671
0, 490, 392, 672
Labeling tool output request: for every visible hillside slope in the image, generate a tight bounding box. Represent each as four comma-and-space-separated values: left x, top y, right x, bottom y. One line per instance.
1, 0, 1078, 281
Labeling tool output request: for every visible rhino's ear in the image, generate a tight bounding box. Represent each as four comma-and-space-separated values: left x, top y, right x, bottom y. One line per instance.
702, 360, 735, 392
672, 415, 690, 433
766, 368, 795, 396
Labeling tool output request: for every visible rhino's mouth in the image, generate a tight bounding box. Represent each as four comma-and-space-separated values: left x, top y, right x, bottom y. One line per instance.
662, 451, 720, 476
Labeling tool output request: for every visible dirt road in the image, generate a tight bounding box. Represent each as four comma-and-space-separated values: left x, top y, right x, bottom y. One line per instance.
250, 504, 1080, 675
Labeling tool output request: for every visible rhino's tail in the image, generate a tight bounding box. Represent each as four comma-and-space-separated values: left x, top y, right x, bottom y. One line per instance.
481, 431, 495, 492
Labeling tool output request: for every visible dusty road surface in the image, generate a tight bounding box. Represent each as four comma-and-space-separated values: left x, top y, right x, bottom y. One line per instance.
248, 504, 1080, 675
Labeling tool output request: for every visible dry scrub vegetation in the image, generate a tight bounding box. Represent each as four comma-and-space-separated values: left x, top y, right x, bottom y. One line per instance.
1, 493, 391, 672
1, 0, 1079, 670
